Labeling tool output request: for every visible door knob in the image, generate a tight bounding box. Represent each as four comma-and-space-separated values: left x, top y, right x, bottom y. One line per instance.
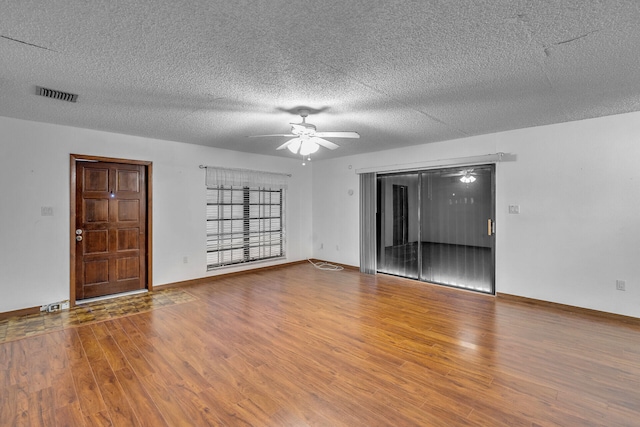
76, 235, 83, 242
76, 229, 83, 235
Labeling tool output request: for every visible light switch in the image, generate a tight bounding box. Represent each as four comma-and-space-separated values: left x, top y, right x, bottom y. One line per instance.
508, 205, 520, 214
41, 206, 53, 216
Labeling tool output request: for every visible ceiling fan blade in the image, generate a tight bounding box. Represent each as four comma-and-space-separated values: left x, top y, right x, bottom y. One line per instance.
314, 131, 360, 139
309, 137, 339, 150
276, 138, 300, 151
248, 134, 296, 138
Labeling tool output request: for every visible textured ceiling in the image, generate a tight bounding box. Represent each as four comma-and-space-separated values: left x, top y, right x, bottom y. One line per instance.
2, 1, 640, 160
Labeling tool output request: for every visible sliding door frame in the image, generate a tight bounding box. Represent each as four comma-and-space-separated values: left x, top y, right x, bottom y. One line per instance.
373, 164, 496, 294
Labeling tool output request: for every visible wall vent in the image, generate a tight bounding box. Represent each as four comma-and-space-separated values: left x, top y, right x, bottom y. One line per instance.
36, 86, 78, 103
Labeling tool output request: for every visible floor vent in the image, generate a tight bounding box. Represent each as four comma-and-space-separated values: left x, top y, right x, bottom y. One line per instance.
36, 86, 78, 103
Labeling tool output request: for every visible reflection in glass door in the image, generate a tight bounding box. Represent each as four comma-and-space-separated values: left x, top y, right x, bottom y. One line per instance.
376, 165, 495, 294
377, 174, 419, 279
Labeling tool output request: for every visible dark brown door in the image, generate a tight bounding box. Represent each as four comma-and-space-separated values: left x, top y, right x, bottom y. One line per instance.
75, 161, 147, 300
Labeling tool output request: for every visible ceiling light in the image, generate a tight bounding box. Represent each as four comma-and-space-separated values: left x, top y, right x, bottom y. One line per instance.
287, 139, 302, 154
460, 174, 476, 183
299, 139, 319, 156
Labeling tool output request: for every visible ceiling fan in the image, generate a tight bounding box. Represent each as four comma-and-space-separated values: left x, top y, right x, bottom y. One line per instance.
442, 168, 479, 183
249, 109, 360, 157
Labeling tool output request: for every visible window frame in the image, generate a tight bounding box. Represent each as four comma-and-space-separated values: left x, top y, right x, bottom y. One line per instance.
206, 184, 285, 270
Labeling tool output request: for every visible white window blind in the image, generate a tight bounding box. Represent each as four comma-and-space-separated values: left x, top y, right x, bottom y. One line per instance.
205, 167, 287, 269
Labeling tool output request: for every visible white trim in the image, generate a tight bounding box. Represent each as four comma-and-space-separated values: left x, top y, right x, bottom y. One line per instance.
77, 289, 148, 305
355, 153, 510, 175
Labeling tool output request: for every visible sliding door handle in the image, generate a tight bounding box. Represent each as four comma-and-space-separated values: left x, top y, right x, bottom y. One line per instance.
488, 219, 495, 236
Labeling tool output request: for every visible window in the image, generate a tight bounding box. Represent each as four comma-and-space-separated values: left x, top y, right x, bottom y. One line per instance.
204, 167, 287, 270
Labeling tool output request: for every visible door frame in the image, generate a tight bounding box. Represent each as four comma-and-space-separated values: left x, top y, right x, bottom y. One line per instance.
70, 154, 153, 306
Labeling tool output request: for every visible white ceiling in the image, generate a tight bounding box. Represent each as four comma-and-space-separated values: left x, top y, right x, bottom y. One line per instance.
2, 1, 640, 160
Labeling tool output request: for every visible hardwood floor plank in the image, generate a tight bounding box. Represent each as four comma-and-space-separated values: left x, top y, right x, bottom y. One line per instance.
7, 340, 29, 387
11, 382, 30, 427
90, 322, 111, 340
51, 368, 78, 409
55, 401, 86, 427
97, 335, 128, 372
0, 368, 10, 389
68, 339, 107, 417
374, 386, 476, 427
113, 366, 169, 427
139, 372, 220, 427
253, 364, 340, 426
61, 328, 86, 364
76, 327, 103, 363
2, 264, 640, 426
89, 358, 140, 426
26, 349, 53, 393
195, 390, 255, 427
84, 411, 113, 426
27, 387, 56, 427
136, 373, 194, 427
0, 383, 18, 426
111, 329, 156, 376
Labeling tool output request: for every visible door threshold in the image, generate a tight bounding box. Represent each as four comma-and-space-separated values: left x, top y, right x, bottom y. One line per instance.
77, 289, 149, 305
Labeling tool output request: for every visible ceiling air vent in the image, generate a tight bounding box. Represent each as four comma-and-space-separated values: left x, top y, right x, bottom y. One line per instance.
36, 86, 78, 103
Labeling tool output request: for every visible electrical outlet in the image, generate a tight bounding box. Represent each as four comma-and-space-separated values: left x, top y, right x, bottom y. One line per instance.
616, 280, 626, 291
42, 300, 69, 312
508, 205, 520, 214
41, 206, 54, 216
320, 243, 323, 249
183, 256, 188, 264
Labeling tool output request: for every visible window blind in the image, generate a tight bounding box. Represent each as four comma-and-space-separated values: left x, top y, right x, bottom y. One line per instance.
359, 172, 377, 274
205, 167, 287, 269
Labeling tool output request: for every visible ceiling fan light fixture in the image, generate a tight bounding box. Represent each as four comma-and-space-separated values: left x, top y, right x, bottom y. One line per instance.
299, 140, 319, 156
250, 109, 359, 156
287, 139, 302, 154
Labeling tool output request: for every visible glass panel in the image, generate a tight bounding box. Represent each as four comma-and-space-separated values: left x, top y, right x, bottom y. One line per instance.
420, 166, 494, 293
376, 174, 420, 279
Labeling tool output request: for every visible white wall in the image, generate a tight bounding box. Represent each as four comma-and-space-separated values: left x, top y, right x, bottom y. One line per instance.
0, 116, 312, 313
3, 111, 640, 318
312, 111, 640, 318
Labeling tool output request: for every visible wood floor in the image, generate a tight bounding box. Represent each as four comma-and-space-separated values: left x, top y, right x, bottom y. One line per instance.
1, 264, 639, 426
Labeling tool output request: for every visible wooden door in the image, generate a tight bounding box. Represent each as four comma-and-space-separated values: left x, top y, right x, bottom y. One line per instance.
75, 161, 147, 300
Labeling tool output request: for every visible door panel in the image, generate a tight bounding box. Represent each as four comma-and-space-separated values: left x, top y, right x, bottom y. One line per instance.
84, 261, 109, 285
84, 168, 109, 191
116, 257, 140, 280
117, 229, 139, 251
420, 166, 494, 293
75, 161, 147, 300
117, 169, 140, 192
84, 230, 108, 253
85, 199, 109, 222
117, 200, 140, 221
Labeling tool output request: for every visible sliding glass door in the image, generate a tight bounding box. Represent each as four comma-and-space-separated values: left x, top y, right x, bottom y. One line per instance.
376, 165, 495, 294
